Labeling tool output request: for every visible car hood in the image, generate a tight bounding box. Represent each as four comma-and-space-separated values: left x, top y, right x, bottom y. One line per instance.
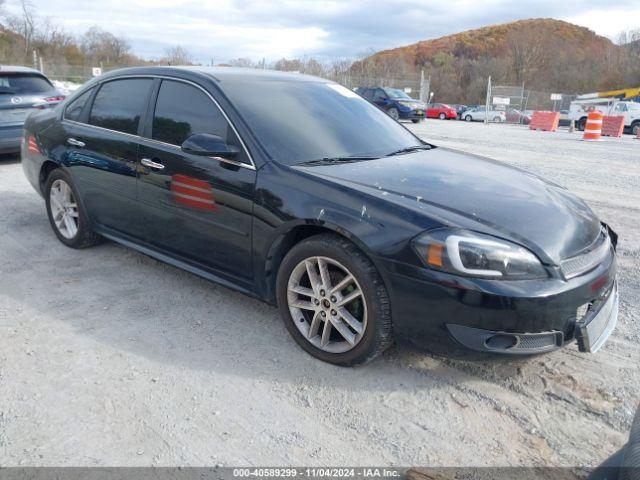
296, 148, 601, 264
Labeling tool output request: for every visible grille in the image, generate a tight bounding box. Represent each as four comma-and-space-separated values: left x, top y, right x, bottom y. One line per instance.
514, 332, 560, 350
561, 230, 611, 279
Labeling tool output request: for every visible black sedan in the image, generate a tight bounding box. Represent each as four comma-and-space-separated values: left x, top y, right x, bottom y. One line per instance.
21, 67, 618, 365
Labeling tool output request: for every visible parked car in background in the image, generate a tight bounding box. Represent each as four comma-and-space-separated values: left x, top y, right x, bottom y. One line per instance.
505, 108, 531, 125
558, 110, 571, 127
426, 103, 457, 120
461, 106, 506, 123
450, 104, 468, 119
356, 87, 426, 123
22, 67, 619, 365
0, 66, 65, 154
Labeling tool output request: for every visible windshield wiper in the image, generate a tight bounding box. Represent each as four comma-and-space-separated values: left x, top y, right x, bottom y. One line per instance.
297, 155, 379, 166
385, 144, 432, 157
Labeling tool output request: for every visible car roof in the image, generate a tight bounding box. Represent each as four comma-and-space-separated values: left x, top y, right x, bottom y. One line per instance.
0, 65, 46, 74
98, 66, 328, 84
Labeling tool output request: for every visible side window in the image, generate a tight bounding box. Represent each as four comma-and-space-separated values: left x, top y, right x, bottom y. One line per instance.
615, 103, 627, 112
89, 79, 152, 135
360, 89, 372, 100
373, 89, 386, 102
64, 87, 94, 122
152, 80, 230, 147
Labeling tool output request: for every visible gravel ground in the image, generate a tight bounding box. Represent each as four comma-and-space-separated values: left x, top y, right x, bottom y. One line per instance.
0, 120, 638, 467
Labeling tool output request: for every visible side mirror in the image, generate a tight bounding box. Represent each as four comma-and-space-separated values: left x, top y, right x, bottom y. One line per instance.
181, 133, 239, 159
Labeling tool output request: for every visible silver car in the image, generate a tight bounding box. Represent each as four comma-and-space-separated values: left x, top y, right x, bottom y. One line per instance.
0, 65, 64, 154
461, 106, 506, 123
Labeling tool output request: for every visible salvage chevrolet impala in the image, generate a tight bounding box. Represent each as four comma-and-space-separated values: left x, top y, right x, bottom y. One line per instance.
21, 67, 619, 365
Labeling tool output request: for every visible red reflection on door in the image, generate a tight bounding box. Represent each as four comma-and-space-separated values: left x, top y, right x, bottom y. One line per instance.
170, 174, 217, 212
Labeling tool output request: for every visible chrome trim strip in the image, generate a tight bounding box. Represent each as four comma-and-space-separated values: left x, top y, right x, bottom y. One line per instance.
61, 74, 256, 171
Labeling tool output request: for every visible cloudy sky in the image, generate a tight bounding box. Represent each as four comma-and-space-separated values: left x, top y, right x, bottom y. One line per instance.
5, 0, 640, 63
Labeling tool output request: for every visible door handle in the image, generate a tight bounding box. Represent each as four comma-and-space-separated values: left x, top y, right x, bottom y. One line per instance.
67, 138, 85, 147
141, 158, 165, 170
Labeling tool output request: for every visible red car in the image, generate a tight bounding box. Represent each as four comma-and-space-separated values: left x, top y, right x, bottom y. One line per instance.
426, 103, 457, 120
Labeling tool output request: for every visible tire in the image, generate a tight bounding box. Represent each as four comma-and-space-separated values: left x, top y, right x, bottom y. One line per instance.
45, 168, 100, 249
276, 233, 392, 366
493, 116, 502, 122
632, 122, 640, 136
438, 113, 446, 120
411, 119, 420, 124
577, 117, 587, 132
387, 107, 399, 120
465, 115, 472, 122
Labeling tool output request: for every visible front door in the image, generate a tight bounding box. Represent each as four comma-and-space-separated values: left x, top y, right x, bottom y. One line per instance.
137, 79, 256, 284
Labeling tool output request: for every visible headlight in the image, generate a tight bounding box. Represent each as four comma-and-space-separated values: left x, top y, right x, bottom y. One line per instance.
412, 229, 548, 279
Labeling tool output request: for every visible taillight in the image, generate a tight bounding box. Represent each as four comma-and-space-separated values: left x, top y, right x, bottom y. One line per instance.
27, 135, 41, 154
44, 95, 65, 103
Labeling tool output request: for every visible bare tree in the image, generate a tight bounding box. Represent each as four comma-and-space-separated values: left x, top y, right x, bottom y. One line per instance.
506, 24, 551, 85
227, 57, 258, 68
163, 45, 192, 65
81, 26, 130, 65
4, 0, 36, 56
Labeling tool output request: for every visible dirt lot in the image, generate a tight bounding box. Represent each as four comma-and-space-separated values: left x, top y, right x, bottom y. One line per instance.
0, 120, 638, 467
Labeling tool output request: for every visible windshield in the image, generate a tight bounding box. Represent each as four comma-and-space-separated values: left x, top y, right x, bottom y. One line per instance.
384, 88, 412, 100
0, 73, 53, 95
221, 80, 422, 165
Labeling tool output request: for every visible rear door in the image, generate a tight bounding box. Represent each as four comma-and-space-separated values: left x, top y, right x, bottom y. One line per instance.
136, 78, 256, 284
62, 77, 154, 235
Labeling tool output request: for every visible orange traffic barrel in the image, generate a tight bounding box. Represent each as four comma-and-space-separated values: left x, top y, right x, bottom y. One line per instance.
582, 111, 603, 141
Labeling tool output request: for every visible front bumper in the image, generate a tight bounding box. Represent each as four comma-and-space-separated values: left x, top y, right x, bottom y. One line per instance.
377, 245, 617, 355
400, 109, 425, 120
445, 281, 618, 354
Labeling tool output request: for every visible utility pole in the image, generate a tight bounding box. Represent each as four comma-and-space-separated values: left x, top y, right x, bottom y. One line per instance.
485, 76, 492, 125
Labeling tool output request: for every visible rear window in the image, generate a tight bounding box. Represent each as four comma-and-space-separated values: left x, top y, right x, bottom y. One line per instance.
0, 73, 53, 95
89, 79, 152, 135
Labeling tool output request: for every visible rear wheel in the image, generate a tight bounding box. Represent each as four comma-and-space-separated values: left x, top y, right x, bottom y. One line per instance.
465, 115, 472, 122
632, 121, 640, 136
387, 107, 399, 120
45, 169, 100, 248
276, 234, 392, 366
493, 116, 501, 122
438, 112, 446, 120
411, 118, 421, 124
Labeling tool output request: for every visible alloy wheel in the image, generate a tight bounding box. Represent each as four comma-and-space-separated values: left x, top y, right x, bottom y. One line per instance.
49, 179, 79, 239
287, 256, 367, 354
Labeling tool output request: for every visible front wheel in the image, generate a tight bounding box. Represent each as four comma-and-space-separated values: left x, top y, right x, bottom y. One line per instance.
276, 234, 392, 366
45, 168, 101, 248
411, 118, 421, 124
438, 113, 446, 120
465, 115, 472, 122
632, 122, 640, 136
387, 107, 399, 120
493, 116, 502, 122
